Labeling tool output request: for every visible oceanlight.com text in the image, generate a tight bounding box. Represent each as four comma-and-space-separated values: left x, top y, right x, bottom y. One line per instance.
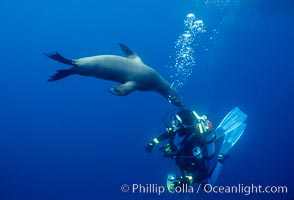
121, 183, 288, 196
203, 183, 288, 196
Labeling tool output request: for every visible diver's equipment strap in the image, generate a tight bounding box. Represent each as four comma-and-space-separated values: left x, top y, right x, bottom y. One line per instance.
192, 111, 211, 134
198, 122, 205, 134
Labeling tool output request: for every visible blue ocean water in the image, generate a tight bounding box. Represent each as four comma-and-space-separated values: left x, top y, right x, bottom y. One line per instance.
0, 0, 293, 199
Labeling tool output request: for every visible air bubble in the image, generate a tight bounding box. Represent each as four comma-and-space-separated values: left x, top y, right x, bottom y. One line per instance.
169, 14, 205, 89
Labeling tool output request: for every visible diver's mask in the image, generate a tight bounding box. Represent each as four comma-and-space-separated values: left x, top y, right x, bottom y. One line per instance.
164, 109, 212, 135
170, 112, 195, 135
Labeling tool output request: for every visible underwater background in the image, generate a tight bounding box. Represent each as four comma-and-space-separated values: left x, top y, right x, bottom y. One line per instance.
0, 0, 293, 199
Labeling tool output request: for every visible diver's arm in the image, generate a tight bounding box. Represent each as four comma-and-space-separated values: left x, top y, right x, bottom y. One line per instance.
146, 127, 175, 153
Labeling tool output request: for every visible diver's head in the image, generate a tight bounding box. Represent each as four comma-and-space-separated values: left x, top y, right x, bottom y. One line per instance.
171, 109, 213, 136
172, 109, 196, 135
168, 87, 183, 108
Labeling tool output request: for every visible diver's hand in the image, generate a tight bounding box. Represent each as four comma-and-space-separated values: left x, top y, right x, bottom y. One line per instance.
145, 143, 155, 153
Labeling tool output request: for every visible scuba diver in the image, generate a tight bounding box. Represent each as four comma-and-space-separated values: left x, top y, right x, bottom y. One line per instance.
145, 107, 247, 191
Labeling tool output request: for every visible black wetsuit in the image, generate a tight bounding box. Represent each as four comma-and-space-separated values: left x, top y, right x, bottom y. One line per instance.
175, 132, 209, 183
155, 127, 209, 182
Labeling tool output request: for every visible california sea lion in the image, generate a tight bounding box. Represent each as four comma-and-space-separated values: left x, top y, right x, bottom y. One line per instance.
45, 43, 183, 107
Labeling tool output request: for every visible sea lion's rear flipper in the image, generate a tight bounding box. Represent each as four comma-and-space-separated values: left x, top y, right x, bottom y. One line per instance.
48, 69, 74, 82
44, 51, 77, 66
109, 81, 137, 96
45, 51, 77, 82
118, 43, 143, 63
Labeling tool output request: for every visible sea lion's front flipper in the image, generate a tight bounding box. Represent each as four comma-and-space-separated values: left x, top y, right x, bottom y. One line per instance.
118, 43, 143, 63
109, 81, 137, 96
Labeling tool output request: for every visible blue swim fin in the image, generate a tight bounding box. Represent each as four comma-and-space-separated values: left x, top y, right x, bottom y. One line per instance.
219, 123, 246, 156
215, 107, 247, 156
215, 107, 247, 139
205, 107, 247, 185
